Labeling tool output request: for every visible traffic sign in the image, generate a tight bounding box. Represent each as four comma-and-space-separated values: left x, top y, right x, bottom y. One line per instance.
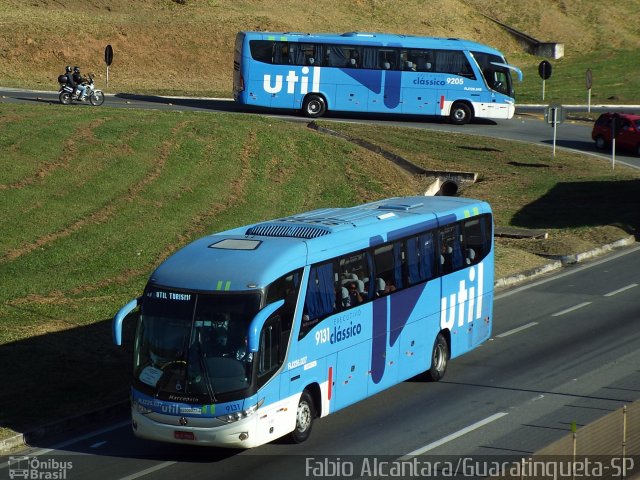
538, 60, 552, 80
545, 104, 564, 158
105, 45, 114, 66
585, 68, 593, 89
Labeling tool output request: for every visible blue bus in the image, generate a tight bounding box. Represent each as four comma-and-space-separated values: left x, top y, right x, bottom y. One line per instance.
113, 196, 494, 448
233, 31, 522, 124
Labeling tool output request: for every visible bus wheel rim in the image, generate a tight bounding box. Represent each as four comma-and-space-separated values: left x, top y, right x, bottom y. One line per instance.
297, 402, 311, 431
434, 344, 445, 370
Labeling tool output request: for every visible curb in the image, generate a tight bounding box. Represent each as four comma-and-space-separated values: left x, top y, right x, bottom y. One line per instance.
494, 235, 636, 289
549, 235, 636, 265
494, 259, 563, 289
1, 237, 637, 455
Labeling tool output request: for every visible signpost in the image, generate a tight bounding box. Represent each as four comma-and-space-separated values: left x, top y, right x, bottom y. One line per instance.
585, 68, 593, 113
545, 104, 564, 157
104, 45, 114, 87
538, 60, 552, 101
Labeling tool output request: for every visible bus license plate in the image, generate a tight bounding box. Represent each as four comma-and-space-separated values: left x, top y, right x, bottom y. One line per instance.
174, 431, 195, 441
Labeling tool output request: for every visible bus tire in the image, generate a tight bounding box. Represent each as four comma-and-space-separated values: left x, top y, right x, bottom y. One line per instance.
426, 333, 449, 381
449, 102, 472, 125
289, 390, 315, 443
302, 94, 326, 118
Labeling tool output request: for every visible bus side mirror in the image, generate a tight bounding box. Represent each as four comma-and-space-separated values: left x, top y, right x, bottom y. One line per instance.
247, 299, 284, 353
112, 297, 140, 346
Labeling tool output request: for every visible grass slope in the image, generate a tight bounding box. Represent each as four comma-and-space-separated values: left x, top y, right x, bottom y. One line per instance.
0, 0, 638, 102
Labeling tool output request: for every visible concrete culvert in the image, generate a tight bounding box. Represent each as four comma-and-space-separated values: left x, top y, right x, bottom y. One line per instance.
438, 180, 459, 196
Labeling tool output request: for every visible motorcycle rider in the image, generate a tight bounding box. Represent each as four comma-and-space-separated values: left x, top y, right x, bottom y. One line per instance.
63, 66, 75, 89
72, 66, 88, 101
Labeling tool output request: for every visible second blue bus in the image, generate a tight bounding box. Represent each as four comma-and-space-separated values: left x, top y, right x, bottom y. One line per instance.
233, 31, 522, 124
113, 196, 494, 448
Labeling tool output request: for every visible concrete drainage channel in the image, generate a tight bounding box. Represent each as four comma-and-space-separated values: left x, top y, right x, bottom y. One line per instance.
307, 122, 477, 196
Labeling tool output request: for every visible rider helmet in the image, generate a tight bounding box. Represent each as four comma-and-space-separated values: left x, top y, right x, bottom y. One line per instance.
65, 66, 71, 73
73, 66, 80, 73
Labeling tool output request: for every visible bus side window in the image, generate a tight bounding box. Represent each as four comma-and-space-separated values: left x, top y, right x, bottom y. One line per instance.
339, 251, 372, 302
266, 269, 302, 333
257, 316, 282, 388
373, 241, 404, 295
299, 262, 336, 339
406, 231, 436, 285
462, 215, 491, 264
378, 49, 397, 70
439, 224, 463, 274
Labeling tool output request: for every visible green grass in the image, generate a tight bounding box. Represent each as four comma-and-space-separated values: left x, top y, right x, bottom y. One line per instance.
1, 103, 639, 439
515, 48, 640, 105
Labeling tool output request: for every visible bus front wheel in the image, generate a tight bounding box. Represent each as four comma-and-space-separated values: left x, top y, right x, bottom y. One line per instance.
289, 390, 315, 443
426, 333, 449, 381
449, 102, 472, 125
302, 94, 326, 118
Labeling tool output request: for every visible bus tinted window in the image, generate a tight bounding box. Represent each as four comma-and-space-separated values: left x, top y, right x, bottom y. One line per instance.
373, 243, 399, 295
289, 43, 319, 66
250, 40, 274, 64
462, 215, 492, 265
406, 231, 436, 285
433, 50, 475, 78
250, 40, 475, 77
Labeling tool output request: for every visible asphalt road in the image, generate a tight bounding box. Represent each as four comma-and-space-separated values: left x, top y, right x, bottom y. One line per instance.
1, 87, 639, 169
2, 245, 639, 480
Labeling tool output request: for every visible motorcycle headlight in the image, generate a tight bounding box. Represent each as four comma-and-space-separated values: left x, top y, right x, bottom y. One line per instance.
217, 398, 264, 424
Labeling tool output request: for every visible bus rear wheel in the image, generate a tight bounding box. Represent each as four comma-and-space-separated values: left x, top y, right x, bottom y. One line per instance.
449, 102, 472, 125
426, 333, 449, 381
289, 390, 315, 443
302, 94, 326, 118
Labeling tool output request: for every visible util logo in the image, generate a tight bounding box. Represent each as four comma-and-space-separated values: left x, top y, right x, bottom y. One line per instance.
263, 67, 321, 95
440, 262, 484, 330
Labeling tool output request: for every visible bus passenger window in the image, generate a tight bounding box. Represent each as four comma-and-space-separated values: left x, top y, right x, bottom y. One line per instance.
439, 224, 463, 273
462, 215, 491, 264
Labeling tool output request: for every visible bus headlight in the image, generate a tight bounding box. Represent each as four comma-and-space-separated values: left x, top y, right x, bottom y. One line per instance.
217, 398, 264, 424
132, 397, 153, 415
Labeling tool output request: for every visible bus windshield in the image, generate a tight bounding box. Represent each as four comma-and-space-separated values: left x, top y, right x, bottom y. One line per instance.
134, 289, 261, 399
471, 51, 514, 97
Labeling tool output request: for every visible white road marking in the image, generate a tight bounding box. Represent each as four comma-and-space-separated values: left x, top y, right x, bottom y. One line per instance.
552, 301, 592, 317
604, 283, 638, 297
399, 412, 508, 459
0, 420, 130, 469
118, 461, 177, 480
90, 441, 107, 448
495, 244, 640, 300
496, 322, 538, 338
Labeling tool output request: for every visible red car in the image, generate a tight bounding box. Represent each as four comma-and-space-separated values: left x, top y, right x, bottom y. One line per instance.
592, 112, 640, 156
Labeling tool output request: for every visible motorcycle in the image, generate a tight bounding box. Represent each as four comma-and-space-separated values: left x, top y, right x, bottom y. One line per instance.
58, 73, 105, 106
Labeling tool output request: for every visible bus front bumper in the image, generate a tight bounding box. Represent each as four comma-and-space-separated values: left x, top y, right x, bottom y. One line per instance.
131, 409, 259, 448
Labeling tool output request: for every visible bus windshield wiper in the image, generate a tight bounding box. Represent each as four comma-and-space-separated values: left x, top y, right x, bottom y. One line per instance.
198, 346, 217, 403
